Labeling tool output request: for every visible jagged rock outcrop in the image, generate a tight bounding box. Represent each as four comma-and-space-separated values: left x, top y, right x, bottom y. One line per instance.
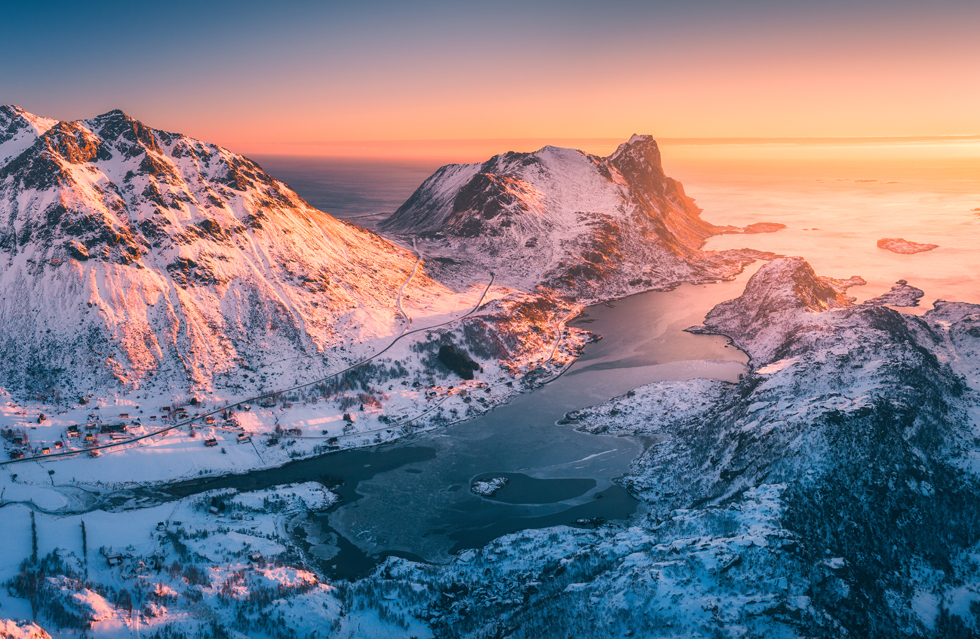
864, 279, 925, 307
699, 256, 860, 363
382, 135, 770, 299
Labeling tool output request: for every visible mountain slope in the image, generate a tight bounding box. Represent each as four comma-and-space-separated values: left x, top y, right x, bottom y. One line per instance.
0, 107, 447, 398
349, 258, 980, 638
381, 135, 764, 299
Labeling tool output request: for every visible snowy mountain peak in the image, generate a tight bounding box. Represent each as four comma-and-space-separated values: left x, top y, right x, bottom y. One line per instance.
611, 133, 658, 157
91, 108, 129, 120
607, 133, 669, 203
382, 135, 756, 298
0, 104, 57, 133
0, 107, 443, 396
723, 256, 852, 314
609, 134, 659, 165
84, 108, 163, 156
703, 257, 860, 363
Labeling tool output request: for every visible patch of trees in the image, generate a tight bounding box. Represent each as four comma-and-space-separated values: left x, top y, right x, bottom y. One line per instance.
308, 360, 401, 409
438, 345, 481, 380
411, 331, 484, 380
7, 550, 109, 630
782, 401, 980, 638
461, 319, 512, 361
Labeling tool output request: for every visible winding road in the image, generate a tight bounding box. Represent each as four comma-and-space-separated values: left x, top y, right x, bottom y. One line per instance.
0, 244, 495, 469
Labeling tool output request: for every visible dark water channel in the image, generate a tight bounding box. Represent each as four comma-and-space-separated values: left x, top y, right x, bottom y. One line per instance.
163, 269, 757, 580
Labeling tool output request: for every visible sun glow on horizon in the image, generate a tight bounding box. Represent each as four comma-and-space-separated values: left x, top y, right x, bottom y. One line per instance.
2, 1, 977, 156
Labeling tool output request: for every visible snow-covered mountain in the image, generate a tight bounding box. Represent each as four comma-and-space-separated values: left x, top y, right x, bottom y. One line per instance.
0, 106, 446, 397
346, 258, 980, 638
381, 134, 765, 298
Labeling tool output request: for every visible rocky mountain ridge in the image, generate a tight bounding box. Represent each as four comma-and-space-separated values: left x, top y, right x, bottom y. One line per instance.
0, 106, 449, 397
382, 134, 771, 299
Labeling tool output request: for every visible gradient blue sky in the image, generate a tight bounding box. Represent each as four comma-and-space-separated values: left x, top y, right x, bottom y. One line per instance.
3, 0, 979, 154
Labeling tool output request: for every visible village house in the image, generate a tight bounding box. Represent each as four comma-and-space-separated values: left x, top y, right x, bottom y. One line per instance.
100, 423, 128, 434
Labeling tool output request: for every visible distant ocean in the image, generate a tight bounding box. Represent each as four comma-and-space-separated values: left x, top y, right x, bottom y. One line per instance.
661, 139, 980, 307
252, 156, 441, 223
256, 138, 980, 306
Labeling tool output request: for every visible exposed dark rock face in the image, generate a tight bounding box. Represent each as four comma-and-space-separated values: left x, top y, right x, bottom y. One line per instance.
65, 240, 88, 260
437, 344, 481, 380
442, 173, 539, 237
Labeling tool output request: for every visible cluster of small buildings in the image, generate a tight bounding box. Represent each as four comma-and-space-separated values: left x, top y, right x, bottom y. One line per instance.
100, 546, 166, 578
1, 400, 270, 460
2, 414, 138, 459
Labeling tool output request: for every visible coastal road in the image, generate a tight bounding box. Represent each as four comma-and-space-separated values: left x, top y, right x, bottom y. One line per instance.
0, 253, 495, 469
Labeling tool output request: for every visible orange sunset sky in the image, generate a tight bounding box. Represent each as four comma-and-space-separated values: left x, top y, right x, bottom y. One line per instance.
3, 0, 979, 157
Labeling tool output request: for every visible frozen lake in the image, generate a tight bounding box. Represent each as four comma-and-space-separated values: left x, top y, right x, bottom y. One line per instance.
163, 272, 754, 579
321, 272, 754, 572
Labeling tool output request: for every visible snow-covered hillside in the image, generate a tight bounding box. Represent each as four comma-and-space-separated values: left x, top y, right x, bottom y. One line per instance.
0, 107, 602, 495
381, 134, 769, 299
8, 257, 980, 637
0, 106, 456, 398
342, 258, 980, 638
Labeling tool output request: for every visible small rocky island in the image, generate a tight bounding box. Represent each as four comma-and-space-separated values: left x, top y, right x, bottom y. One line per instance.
720, 222, 788, 234
863, 279, 925, 307
877, 237, 939, 254
471, 476, 510, 497
742, 222, 787, 234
